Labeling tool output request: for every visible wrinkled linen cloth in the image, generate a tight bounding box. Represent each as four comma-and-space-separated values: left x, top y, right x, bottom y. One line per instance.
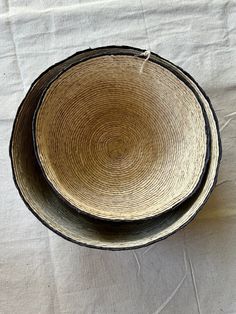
0, 1, 236, 313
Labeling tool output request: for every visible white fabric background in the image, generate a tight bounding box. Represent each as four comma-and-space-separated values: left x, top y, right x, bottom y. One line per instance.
0, 0, 236, 313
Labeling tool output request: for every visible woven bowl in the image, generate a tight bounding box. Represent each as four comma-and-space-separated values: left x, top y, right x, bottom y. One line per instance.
10, 46, 221, 250
32, 49, 209, 221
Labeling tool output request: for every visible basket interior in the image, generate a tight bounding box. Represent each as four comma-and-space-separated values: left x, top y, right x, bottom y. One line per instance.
34, 55, 208, 221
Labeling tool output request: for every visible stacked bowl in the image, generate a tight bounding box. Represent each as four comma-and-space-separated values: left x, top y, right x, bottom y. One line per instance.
10, 46, 221, 250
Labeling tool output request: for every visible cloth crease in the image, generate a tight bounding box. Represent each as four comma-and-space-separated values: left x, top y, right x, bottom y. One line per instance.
139, 0, 151, 50
5, 2, 25, 93
151, 249, 188, 314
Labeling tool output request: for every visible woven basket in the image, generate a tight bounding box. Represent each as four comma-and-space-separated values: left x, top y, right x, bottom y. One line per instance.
32, 49, 209, 221
10, 46, 221, 249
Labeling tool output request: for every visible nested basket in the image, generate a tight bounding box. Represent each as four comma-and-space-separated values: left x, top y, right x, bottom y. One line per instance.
10, 46, 221, 249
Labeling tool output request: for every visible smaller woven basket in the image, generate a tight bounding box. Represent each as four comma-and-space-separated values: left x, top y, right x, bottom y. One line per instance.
10, 46, 221, 250
33, 52, 210, 221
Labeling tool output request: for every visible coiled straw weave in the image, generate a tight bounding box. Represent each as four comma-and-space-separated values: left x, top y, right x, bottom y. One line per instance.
10, 46, 220, 249
33, 55, 209, 221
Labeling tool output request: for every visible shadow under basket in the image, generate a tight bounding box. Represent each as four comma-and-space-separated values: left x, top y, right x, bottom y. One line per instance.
10, 46, 221, 250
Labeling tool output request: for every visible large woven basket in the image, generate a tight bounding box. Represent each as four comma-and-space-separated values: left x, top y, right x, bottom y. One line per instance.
10, 46, 221, 249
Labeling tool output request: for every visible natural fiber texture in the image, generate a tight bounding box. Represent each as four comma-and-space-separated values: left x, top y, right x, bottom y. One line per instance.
10, 46, 221, 249
34, 54, 208, 221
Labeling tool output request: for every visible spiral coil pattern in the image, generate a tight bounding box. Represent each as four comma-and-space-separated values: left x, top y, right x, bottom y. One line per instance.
34, 55, 208, 221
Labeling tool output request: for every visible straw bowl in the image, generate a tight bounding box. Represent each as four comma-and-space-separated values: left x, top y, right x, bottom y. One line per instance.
33, 51, 209, 221
10, 46, 220, 250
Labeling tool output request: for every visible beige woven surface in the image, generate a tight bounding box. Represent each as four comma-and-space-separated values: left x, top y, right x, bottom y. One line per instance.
10, 47, 220, 249
35, 55, 208, 221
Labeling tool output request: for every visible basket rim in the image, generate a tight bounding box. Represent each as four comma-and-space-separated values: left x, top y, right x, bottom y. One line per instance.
32, 46, 211, 222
